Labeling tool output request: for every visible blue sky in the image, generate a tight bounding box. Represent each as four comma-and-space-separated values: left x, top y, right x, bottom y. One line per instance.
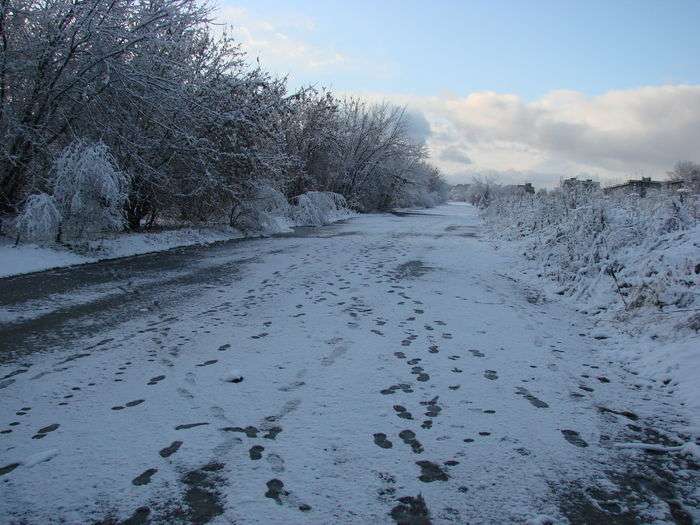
219, 1, 700, 185
224, 0, 699, 98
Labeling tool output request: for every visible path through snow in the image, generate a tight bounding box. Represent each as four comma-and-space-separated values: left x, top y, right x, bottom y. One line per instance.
0, 204, 697, 523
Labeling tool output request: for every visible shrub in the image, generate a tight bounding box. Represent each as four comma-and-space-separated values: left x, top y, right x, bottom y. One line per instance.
291, 192, 352, 226
481, 184, 698, 315
229, 186, 290, 235
52, 141, 129, 239
14, 193, 62, 243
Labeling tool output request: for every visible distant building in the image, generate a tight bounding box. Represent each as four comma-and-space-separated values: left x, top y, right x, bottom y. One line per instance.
604, 177, 684, 197
562, 177, 600, 192
517, 182, 535, 194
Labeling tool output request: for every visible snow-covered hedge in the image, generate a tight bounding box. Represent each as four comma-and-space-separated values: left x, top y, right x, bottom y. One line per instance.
231, 188, 353, 235
481, 186, 698, 323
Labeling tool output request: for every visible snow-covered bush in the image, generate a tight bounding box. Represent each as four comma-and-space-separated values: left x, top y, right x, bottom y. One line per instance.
230, 186, 290, 235
14, 193, 62, 243
482, 184, 698, 321
52, 141, 129, 239
230, 189, 353, 235
291, 192, 352, 226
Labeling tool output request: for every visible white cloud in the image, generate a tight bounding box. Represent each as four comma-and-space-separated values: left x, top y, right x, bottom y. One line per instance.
357, 85, 700, 187
214, 6, 346, 72
210, 6, 699, 188
214, 6, 392, 80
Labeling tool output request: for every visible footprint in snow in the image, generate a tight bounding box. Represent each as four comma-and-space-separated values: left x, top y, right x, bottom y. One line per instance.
394, 405, 413, 420
177, 387, 194, 400
561, 429, 588, 448
175, 422, 209, 430
515, 387, 549, 408
159, 441, 183, 458
266, 453, 285, 473
421, 398, 441, 417
249, 445, 265, 460
415, 461, 448, 482
264, 479, 289, 504
381, 384, 413, 395
132, 468, 157, 486
390, 494, 431, 524
32, 423, 59, 440
399, 430, 424, 454
373, 433, 393, 449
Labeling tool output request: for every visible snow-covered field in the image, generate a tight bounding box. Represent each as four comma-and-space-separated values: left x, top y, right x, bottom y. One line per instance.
0, 204, 697, 523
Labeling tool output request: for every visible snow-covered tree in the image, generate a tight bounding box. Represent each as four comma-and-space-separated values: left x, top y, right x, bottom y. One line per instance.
283, 88, 340, 196
14, 193, 61, 243
0, 0, 445, 229
0, 0, 212, 213
668, 161, 700, 194
52, 141, 128, 239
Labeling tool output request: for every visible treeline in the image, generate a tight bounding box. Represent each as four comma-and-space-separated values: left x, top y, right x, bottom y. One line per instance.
0, 0, 447, 239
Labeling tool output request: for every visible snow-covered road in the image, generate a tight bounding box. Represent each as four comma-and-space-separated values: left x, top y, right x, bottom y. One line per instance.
1, 204, 697, 524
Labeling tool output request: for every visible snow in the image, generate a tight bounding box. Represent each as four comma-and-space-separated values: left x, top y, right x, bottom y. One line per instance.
479, 191, 700, 438
23, 449, 60, 468
0, 191, 355, 279
490, 231, 700, 437
223, 369, 244, 383
525, 515, 556, 525
0, 203, 697, 523
614, 441, 700, 460
0, 226, 244, 278
290, 191, 354, 227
